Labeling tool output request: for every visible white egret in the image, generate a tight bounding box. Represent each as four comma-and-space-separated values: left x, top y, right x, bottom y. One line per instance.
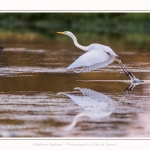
57, 31, 139, 81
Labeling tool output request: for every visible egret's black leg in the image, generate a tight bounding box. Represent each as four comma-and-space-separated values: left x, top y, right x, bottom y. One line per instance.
105, 52, 135, 80
116, 60, 135, 80
113, 58, 135, 80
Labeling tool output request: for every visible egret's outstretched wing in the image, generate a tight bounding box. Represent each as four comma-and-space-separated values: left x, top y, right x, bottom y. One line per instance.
66, 49, 114, 72
80, 58, 113, 72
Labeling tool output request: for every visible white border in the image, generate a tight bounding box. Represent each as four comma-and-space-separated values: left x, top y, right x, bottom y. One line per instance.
0, 138, 150, 149
0, 0, 150, 11
0, 0, 150, 149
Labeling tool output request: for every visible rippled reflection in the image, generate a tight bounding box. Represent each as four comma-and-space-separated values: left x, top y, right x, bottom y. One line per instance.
123, 80, 145, 96
58, 81, 143, 131
59, 87, 115, 131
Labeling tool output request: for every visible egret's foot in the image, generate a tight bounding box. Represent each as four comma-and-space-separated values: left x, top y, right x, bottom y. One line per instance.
129, 72, 143, 83
131, 75, 144, 83
132, 78, 144, 83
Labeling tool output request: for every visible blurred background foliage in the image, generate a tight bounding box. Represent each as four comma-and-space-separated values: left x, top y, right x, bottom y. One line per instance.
0, 13, 150, 50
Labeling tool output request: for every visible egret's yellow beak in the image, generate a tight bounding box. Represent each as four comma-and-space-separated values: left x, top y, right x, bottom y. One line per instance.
57, 32, 65, 34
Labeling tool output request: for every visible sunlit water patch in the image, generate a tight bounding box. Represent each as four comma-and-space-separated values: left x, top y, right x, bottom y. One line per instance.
0, 66, 67, 77
4, 48, 47, 53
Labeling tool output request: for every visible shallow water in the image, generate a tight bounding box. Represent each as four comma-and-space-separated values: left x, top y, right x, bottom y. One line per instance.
0, 44, 150, 137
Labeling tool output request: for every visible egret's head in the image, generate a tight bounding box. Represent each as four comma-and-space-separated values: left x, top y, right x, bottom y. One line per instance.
57, 31, 73, 35
57, 31, 89, 51
57, 31, 76, 40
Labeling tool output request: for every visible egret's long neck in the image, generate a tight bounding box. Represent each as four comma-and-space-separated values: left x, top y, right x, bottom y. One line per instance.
68, 34, 89, 51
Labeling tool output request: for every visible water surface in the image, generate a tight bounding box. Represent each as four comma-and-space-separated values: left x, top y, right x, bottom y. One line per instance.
0, 43, 150, 137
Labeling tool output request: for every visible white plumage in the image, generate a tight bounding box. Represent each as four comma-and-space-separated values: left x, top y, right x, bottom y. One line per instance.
57, 31, 117, 73
57, 31, 142, 82
66, 48, 114, 72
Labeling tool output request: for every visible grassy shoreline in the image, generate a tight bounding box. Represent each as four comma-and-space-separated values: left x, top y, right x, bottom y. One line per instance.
1, 13, 150, 51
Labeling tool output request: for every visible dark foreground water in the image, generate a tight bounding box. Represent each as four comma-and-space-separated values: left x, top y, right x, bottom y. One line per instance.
0, 44, 150, 137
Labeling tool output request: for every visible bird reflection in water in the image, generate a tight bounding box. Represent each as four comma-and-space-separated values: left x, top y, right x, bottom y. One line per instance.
123, 80, 144, 96
58, 87, 115, 131
58, 81, 143, 131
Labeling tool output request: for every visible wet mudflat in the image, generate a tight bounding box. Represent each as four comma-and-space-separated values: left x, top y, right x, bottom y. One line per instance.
0, 43, 150, 137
